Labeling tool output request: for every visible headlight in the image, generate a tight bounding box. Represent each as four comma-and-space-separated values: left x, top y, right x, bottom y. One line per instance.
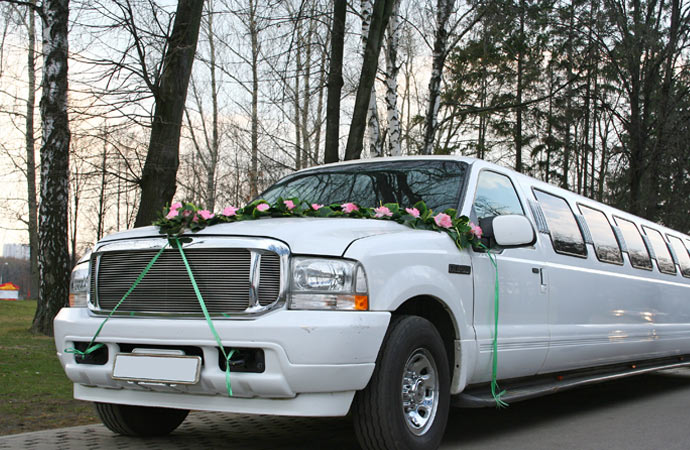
69, 251, 91, 307
289, 257, 368, 311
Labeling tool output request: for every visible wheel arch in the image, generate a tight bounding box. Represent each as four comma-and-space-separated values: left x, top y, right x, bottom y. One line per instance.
393, 295, 459, 378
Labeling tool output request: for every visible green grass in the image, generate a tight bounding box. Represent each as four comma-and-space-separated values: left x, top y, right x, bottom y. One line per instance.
0, 300, 98, 436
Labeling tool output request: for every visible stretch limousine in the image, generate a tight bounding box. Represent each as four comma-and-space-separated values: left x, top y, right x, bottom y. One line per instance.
54, 156, 690, 450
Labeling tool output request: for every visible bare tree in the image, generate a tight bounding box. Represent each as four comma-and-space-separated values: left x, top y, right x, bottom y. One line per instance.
31, 0, 71, 335
134, 0, 203, 226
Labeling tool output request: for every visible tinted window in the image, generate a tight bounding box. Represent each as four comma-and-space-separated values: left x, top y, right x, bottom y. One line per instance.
261, 160, 467, 212
534, 190, 586, 257
667, 235, 690, 278
472, 171, 524, 220
642, 227, 676, 274
614, 217, 652, 270
579, 205, 623, 264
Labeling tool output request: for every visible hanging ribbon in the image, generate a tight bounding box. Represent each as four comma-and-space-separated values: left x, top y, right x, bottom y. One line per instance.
479, 243, 508, 408
66, 239, 236, 397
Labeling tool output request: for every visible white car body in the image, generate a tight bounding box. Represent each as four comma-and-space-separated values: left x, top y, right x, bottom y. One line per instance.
54, 156, 690, 442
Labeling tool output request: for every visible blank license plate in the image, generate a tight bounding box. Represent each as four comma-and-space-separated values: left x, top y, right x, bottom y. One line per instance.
112, 353, 201, 384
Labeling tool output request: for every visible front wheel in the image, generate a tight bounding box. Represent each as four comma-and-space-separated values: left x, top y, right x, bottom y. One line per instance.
353, 315, 450, 450
95, 402, 189, 436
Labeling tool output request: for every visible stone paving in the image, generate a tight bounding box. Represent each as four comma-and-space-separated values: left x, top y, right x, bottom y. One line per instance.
0, 412, 360, 450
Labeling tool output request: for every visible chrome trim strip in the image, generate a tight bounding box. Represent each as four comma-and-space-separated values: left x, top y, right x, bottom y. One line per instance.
248, 251, 261, 309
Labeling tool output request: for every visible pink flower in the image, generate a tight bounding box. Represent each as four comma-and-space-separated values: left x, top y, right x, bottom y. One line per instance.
222, 206, 238, 217
256, 203, 270, 212
192, 214, 199, 222
470, 222, 483, 238
198, 210, 214, 220
170, 202, 183, 211
374, 206, 393, 218
183, 210, 192, 217
311, 203, 323, 211
166, 209, 179, 219
434, 213, 453, 229
405, 207, 420, 218
341, 202, 359, 214
284, 200, 296, 210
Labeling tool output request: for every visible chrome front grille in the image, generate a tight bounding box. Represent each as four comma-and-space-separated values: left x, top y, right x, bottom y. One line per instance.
90, 240, 286, 315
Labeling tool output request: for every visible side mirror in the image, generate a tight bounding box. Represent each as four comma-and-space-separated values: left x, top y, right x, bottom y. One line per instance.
479, 215, 536, 248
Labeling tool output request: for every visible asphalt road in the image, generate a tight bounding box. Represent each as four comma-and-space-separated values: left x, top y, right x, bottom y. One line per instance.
2, 368, 689, 450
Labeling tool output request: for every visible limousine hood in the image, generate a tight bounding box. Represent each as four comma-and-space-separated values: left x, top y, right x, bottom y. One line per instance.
97, 217, 410, 256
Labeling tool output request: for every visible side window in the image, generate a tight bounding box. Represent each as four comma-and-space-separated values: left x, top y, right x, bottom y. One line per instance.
642, 227, 676, 274
578, 205, 623, 264
533, 189, 586, 257
472, 171, 524, 220
614, 217, 652, 270
667, 235, 690, 278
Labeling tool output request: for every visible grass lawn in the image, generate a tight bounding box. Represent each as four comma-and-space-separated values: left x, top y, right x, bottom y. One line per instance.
0, 300, 98, 436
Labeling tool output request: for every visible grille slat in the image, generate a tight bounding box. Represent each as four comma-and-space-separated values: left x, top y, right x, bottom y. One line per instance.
92, 247, 282, 314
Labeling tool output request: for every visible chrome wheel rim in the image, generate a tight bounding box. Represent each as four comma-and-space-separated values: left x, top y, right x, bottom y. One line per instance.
401, 348, 439, 436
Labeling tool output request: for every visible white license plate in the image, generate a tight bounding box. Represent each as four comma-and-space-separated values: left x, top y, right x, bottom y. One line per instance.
112, 353, 201, 384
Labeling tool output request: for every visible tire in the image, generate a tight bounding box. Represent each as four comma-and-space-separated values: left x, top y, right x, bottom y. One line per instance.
95, 402, 189, 436
353, 315, 450, 450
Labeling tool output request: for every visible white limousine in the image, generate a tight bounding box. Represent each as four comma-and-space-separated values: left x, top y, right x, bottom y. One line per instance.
54, 156, 690, 450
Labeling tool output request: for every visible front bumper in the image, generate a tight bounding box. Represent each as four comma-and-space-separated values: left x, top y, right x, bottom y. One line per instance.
54, 307, 390, 416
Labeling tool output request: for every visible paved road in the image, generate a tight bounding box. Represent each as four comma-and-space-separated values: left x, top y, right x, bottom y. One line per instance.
2, 368, 690, 450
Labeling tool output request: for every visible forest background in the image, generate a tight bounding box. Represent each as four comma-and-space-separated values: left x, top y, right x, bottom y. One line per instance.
0, 0, 689, 333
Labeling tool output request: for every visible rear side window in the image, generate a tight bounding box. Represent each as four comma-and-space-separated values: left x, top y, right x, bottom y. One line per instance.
472, 171, 524, 220
614, 217, 652, 270
533, 189, 586, 257
642, 227, 676, 274
579, 205, 623, 264
667, 235, 690, 278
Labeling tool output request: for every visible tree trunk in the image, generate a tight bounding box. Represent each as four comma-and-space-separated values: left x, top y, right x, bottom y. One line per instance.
421, 0, 454, 155
344, 0, 395, 160
361, 0, 382, 157
514, 0, 524, 173
25, 1, 39, 300
31, 0, 71, 336
324, 0, 346, 163
384, 0, 401, 156
134, 0, 203, 227
249, 0, 260, 197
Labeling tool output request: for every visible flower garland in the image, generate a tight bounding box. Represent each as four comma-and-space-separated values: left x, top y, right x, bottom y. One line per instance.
153, 198, 483, 250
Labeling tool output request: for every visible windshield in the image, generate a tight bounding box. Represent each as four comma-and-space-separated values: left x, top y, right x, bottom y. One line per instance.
261, 160, 468, 211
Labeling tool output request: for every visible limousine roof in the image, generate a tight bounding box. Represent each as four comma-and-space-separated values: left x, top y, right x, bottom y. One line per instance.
293, 155, 690, 241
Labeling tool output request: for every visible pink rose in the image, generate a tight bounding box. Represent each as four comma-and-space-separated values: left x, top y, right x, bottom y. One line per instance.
170, 202, 183, 211
311, 203, 323, 211
166, 209, 179, 219
405, 207, 420, 218
222, 206, 238, 216
470, 222, 482, 238
199, 210, 214, 220
192, 214, 199, 222
341, 202, 359, 214
183, 210, 192, 217
434, 213, 453, 229
374, 206, 392, 218
284, 200, 296, 210
256, 203, 270, 212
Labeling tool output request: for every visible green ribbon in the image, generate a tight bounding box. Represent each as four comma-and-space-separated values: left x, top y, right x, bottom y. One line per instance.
65, 243, 169, 357
172, 237, 235, 396
479, 243, 508, 408
66, 239, 236, 397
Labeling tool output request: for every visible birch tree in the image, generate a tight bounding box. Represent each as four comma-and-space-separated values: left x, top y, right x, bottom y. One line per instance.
31, 0, 71, 335
384, 0, 402, 156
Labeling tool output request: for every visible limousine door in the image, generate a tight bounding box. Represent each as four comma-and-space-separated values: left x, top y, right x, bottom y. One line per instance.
467, 170, 550, 383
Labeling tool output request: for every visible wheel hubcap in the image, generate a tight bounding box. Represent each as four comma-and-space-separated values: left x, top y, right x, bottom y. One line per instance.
401, 348, 439, 436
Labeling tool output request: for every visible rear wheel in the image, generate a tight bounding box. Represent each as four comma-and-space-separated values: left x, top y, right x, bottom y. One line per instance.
95, 402, 189, 436
353, 315, 450, 450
